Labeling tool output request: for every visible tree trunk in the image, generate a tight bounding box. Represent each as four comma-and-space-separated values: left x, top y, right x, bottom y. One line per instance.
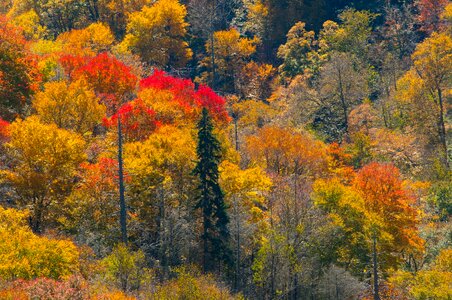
118, 116, 127, 244
210, 0, 216, 89
234, 116, 239, 151
337, 66, 349, 141
437, 87, 449, 168
234, 196, 241, 290
203, 212, 209, 272
372, 234, 380, 300
31, 198, 44, 233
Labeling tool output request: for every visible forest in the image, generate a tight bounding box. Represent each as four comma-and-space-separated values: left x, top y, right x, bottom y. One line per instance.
0, 0, 451, 299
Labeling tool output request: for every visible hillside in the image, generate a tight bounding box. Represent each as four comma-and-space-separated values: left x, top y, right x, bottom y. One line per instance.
0, 0, 451, 299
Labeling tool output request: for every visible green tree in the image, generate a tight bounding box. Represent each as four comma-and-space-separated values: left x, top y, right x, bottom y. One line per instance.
277, 22, 321, 80
194, 107, 231, 273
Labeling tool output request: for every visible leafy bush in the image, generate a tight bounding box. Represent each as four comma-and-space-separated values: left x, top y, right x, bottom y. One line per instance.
102, 244, 152, 292
152, 267, 242, 300
0, 206, 79, 280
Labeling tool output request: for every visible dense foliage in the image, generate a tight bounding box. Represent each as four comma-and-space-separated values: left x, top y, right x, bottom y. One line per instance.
0, 0, 451, 299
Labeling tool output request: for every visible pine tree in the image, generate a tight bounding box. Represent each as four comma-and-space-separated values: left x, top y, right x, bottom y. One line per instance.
194, 107, 231, 273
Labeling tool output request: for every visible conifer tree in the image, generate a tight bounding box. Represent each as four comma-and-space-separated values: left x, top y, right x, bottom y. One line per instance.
194, 107, 231, 272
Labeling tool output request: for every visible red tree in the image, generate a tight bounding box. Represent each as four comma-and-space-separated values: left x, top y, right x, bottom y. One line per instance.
0, 118, 10, 141
139, 70, 230, 123
103, 98, 160, 142
417, 0, 448, 34
60, 53, 138, 112
0, 16, 40, 120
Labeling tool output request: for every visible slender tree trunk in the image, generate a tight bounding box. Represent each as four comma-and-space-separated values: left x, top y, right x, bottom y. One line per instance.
31, 198, 44, 233
203, 212, 209, 272
270, 251, 276, 298
118, 116, 127, 244
233, 196, 241, 290
437, 87, 449, 168
210, 0, 216, 89
337, 67, 349, 141
158, 186, 168, 277
234, 116, 239, 151
372, 234, 380, 300
202, 179, 209, 273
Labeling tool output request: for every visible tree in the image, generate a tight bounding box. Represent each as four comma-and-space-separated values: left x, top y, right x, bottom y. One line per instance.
193, 107, 231, 272
0, 206, 79, 280
62, 157, 120, 255
319, 9, 376, 62
219, 160, 272, 289
0, 118, 9, 142
56, 22, 115, 56
154, 267, 241, 299
277, 22, 321, 80
354, 163, 423, 299
83, 0, 149, 38
396, 32, 451, 168
412, 32, 451, 167
241, 0, 329, 62
119, 0, 192, 68
33, 79, 106, 134
245, 126, 328, 177
10, 9, 47, 40
381, 2, 418, 61
198, 28, 258, 93
139, 69, 230, 124
2, 117, 86, 232
313, 162, 424, 298
7, 0, 85, 35
124, 125, 197, 270
61, 52, 138, 112
103, 98, 159, 142
389, 249, 452, 299
0, 16, 40, 120
417, 0, 449, 34
235, 62, 276, 101
317, 52, 367, 142
102, 243, 149, 292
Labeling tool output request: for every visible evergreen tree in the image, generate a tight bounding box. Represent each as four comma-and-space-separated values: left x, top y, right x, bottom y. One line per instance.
194, 107, 231, 273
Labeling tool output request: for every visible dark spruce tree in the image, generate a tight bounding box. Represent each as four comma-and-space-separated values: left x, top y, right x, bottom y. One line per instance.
194, 107, 231, 273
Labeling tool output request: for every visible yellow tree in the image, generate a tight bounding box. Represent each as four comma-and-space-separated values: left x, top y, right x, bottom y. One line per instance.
246, 126, 328, 177
119, 0, 192, 68
124, 125, 197, 268
9, 9, 47, 40
199, 28, 258, 93
1, 117, 86, 232
313, 162, 423, 299
56, 22, 115, 56
410, 32, 451, 167
235, 62, 276, 101
0, 206, 79, 280
389, 249, 452, 299
219, 160, 271, 289
33, 79, 106, 135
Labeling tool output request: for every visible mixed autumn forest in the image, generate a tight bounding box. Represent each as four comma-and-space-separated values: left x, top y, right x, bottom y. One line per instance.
0, 0, 451, 299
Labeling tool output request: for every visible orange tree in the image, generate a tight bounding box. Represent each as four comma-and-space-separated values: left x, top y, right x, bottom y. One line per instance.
0, 16, 40, 120
313, 162, 424, 282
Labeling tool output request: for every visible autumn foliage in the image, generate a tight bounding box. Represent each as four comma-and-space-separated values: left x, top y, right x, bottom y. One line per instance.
0, 118, 9, 140
139, 70, 230, 123
354, 163, 423, 250
0, 1, 450, 299
60, 53, 138, 111
0, 16, 40, 120
103, 98, 159, 141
